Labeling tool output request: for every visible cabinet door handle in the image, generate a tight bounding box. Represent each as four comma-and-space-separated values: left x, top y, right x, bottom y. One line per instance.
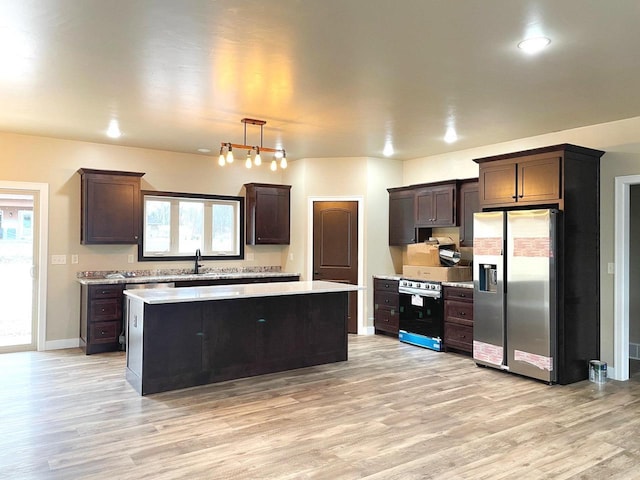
257, 318, 266, 323
518, 194, 524, 198
512, 195, 518, 199
459, 312, 466, 316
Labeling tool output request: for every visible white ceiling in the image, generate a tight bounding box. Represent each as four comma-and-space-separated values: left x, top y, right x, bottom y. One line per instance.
1, 1, 640, 161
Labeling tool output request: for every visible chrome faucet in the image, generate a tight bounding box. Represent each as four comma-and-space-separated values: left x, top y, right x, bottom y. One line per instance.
194, 248, 203, 274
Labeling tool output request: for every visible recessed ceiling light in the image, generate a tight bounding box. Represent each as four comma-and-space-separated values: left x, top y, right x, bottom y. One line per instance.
518, 36, 551, 54
383, 140, 394, 157
444, 126, 458, 143
197, 148, 211, 153
106, 119, 121, 139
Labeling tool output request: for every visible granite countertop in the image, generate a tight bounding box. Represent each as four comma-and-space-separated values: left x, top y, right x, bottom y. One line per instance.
442, 281, 473, 289
373, 274, 473, 289
372, 274, 402, 281
124, 280, 364, 304
77, 269, 300, 286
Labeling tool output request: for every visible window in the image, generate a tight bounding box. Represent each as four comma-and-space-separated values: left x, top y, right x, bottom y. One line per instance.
139, 190, 244, 260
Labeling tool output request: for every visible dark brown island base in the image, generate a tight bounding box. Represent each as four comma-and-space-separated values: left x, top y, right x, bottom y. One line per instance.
124, 281, 362, 395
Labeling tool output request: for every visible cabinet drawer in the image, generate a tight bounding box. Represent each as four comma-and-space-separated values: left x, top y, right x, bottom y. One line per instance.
444, 287, 473, 301
89, 321, 120, 344
444, 322, 473, 352
374, 308, 399, 334
89, 284, 123, 299
90, 298, 122, 321
445, 300, 473, 321
374, 278, 399, 292
375, 291, 399, 310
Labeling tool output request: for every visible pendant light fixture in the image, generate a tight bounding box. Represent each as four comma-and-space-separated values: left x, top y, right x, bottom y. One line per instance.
218, 118, 287, 170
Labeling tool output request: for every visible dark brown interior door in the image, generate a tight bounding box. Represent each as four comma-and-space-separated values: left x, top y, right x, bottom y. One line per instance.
313, 201, 358, 333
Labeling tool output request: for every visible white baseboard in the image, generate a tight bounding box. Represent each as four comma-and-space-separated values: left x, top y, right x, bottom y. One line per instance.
44, 338, 80, 351
607, 365, 617, 381
359, 325, 375, 335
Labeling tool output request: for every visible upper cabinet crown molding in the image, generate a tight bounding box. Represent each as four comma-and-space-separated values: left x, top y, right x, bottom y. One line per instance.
78, 168, 145, 245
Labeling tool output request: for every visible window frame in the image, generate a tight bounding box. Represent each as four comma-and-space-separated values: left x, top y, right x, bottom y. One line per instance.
138, 190, 245, 261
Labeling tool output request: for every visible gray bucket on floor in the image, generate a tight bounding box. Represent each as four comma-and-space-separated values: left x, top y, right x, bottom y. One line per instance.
589, 360, 607, 384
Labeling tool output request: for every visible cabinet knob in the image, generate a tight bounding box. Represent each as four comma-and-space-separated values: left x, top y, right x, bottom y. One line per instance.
134, 235, 138, 240
459, 311, 466, 316
384, 299, 390, 304
101, 308, 106, 312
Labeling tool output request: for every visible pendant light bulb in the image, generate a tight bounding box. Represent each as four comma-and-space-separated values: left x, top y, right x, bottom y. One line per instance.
280, 152, 287, 169
270, 160, 277, 171
226, 144, 234, 163
218, 147, 225, 166
246, 150, 252, 164
254, 148, 262, 166
245, 156, 252, 168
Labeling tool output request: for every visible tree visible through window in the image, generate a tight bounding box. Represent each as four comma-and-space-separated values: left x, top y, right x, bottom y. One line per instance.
140, 191, 244, 260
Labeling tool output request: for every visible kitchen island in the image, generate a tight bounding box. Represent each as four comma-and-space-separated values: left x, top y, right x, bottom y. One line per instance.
124, 281, 362, 395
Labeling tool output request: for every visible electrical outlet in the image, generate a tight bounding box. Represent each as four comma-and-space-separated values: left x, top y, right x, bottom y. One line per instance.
71, 254, 78, 264
289, 253, 294, 261
246, 253, 255, 261
127, 254, 134, 264
607, 262, 615, 274
51, 254, 67, 265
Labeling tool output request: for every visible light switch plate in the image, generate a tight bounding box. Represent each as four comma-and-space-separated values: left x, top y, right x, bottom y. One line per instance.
71, 254, 78, 264
127, 254, 134, 263
51, 254, 67, 265
246, 253, 255, 261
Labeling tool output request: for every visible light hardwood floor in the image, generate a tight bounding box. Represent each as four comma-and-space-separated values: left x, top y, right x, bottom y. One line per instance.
2, 335, 640, 479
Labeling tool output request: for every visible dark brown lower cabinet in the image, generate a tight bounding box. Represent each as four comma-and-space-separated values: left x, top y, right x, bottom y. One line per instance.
80, 284, 124, 354
373, 278, 399, 335
443, 286, 474, 355
126, 292, 348, 395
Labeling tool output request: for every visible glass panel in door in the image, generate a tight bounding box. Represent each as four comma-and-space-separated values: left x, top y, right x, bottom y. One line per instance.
0, 192, 36, 351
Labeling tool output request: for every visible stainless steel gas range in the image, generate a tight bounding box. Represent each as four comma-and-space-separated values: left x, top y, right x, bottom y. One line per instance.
398, 279, 444, 351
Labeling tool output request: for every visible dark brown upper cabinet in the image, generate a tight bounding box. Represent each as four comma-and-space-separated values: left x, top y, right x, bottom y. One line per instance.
388, 179, 478, 246
458, 179, 479, 247
478, 153, 561, 208
78, 168, 144, 244
244, 183, 291, 245
388, 187, 417, 245
415, 184, 456, 227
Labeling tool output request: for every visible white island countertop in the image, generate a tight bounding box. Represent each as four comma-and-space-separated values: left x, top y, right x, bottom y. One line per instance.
124, 280, 364, 305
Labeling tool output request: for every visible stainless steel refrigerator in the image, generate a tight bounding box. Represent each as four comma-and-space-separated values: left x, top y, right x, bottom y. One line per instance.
473, 209, 559, 383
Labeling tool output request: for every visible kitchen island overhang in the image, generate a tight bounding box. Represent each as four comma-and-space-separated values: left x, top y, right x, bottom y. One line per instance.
124, 281, 363, 395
